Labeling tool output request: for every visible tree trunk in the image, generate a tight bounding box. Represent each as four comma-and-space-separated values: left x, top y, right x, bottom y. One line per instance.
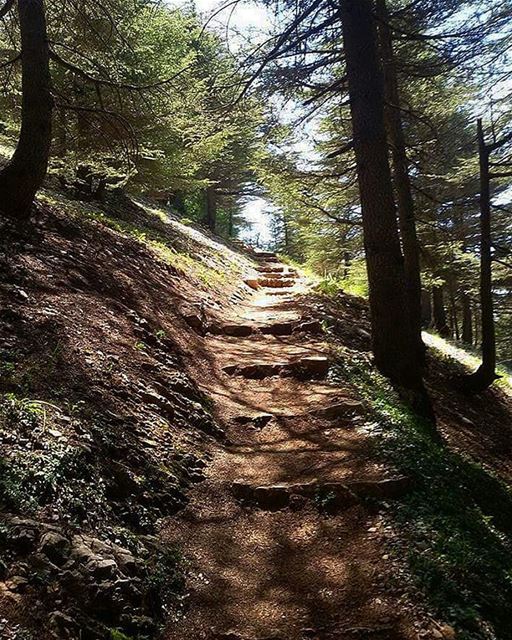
204, 186, 217, 232
340, 0, 429, 407
465, 119, 498, 392
343, 251, 351, 279
0, 0, 53, 219
228, 210, 234, 238
376, 0, 424, 364
432, 285, 451, 337
421, 289, 432, 327
462, 293, 473, 345
449, 282, 459, 340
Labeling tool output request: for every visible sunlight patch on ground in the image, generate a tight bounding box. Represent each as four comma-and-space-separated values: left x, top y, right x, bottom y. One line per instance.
423, 331, 512, 395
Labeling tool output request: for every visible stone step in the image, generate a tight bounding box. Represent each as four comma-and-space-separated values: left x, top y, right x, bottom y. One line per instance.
260, 322, 294, 336
222, 356, 330, 380
214, 324, 254, 337
254, 251, 277, 260
244, 278, 261, 290
259, 319, 322, 336
211, 318, 322, 338
258, 278, 296, 288
310, 399, 364, 419
257, 265, 285, 274
232, 476, 411, 512
232, 414, 274, 429
258, 272, 289, 280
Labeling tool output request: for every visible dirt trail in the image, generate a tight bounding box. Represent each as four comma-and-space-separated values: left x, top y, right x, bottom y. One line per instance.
164, 253, 417, 640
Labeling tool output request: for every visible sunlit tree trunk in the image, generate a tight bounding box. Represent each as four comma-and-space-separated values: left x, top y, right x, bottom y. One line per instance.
0, 0, 53, 219
465, 119, 498, 392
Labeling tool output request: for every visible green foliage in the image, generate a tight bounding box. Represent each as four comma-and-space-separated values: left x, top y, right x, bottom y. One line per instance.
109, 631, 134, 640
144, 547, 186, 620
332, 355, 512, 639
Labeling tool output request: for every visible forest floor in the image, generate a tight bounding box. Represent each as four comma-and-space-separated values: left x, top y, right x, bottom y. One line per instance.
1, 191, 512, 640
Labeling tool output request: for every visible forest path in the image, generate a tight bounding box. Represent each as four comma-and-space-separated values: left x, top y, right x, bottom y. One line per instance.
163, 253, 415, 640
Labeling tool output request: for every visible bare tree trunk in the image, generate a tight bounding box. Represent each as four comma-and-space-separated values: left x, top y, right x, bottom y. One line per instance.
343, 251, 351, 279
0, 0, 53, 219
432, 285, 451, 337
376, 0, 424, 363
462, 293, 473, 345
465, 119, 498, 392
449, 282, 459, 340
204, 186, 217, 232
340, 0, 432, 421
228, 210, 234, 238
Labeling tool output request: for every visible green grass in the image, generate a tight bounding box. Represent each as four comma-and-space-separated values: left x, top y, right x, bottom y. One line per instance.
333, 352, 512, 640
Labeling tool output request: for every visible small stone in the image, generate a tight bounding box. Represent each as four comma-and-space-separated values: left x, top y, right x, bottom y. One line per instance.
439, 625, 456, 639
85, 558, 118, 580
39, 532, 70, 566
48, 611, 78, 639
6, 576, 28, 593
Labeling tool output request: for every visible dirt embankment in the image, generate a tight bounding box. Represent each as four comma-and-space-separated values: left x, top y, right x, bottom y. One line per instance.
0, 193, 257, 639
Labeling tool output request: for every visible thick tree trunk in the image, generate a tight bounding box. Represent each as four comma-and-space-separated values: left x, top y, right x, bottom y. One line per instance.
376, 0, 424, 363
432, 285, 451, 337
465, 119, 498, 392
0, 0, 53, 219
462, 293, 473, 345
340, 0, 428, 404
204, 186, 217, 232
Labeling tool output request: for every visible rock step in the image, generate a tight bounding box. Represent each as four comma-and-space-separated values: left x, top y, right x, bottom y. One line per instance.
222, 356, 330, 380
232, 476, 411, 512
232, 414, 274, 429
310, 399, 364, 419
258, 272, 289, 280
258, 278, 296, 288
257, 265, 285, 274
211, 319, 323, 338
254, 251, 278, 260
244, 278, 261, 290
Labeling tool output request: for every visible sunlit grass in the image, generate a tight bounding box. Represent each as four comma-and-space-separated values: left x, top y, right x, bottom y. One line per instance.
423, 331, 512, 395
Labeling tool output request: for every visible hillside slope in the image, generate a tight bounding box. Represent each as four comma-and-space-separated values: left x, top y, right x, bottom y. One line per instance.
1, 190, 512, 640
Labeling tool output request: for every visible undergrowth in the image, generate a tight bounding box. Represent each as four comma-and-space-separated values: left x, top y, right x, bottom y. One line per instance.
333, 352, 512, 640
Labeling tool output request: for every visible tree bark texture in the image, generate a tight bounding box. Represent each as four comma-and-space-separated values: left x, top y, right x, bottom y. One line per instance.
376, 0, 425, 364
0, 0, 53, 219
340, 0, 423, 390
432, 285, 451, 337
